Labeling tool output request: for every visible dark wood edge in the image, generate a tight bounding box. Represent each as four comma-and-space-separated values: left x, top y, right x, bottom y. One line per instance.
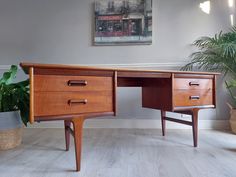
171, 73, 174, 110
20, 62, 221, 75
174, 74, 216, 79
173, 105, 215, 111
117, 72, 171, 78
33, 68, 114, 77
29, 67, 34, 124
164, 117, 192, 126
213, 75, 217, 107
65, 126, 74, 138
173, 110, 193, 115
113, 71, 117, 116
34, 112, 115, 121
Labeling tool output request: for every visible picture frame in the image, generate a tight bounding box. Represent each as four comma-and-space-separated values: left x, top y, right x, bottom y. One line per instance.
94, 0, 152, 45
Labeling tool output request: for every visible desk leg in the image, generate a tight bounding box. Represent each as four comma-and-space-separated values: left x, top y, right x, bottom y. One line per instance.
191, 109, 199, 147
71, 117, 85, 172
161, 110, 166, 136
64, 120, 71, 151
164, 109, 200, 147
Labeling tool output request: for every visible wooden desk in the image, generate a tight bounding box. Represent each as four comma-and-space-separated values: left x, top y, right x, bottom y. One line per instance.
20, 63, 219, 172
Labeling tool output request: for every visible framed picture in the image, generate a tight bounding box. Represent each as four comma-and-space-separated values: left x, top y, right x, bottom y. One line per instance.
94, 0, 152, 45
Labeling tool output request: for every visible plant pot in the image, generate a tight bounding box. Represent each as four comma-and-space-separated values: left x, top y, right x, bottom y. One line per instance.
229, 105, 236, 134
0, 111, 23, 150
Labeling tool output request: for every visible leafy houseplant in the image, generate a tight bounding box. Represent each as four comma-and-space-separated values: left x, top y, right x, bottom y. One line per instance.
0, 65, 29, 126
182, 26, 236, 133
182, 26, 236, 107
0, 65, 29, 150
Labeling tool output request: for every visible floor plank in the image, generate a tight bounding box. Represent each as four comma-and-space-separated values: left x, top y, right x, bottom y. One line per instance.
0, 129, 236, 177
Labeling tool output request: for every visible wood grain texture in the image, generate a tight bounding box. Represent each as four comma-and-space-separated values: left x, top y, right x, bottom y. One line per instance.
113, 71, 117, 116
117, 71, 171, 78
19, 62, 221, 172
174, 78, 213, 90
20, 62, 221, 75
191, 109, 199, 147
34, 91, 113, 117
174, 74, 215, 79
64, 120, 71, 151
29, 67, 34, 124
1, 129, 236, 177
161, 110, 166, 136
34, 75, 113, 92
34, 112, 114, 121
173, 90, 213, 107
71, 117, 85, 172
142, 78, 173, 111
213, 75, 217, 107
117, 77, 143, 87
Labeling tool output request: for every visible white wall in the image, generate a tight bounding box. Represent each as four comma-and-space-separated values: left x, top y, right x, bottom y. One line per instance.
0, 0, 232, 128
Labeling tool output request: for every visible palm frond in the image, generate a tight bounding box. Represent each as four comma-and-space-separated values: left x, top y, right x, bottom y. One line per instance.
182, 26, 236, 107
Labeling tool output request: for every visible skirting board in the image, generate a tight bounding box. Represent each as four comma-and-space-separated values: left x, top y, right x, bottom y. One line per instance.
28, 119, 230, 130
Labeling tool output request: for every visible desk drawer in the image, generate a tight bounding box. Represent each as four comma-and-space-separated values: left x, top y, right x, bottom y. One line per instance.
173, 90, 213, 107
34, 75, 113, 92
174, 78, 213, 90
34, 91, 113, 116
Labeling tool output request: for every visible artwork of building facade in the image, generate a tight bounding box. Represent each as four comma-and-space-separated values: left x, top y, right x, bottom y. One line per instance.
94, 0, 152, 45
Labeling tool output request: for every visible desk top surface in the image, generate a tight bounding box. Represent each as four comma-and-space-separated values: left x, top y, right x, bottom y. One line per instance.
20, 62, 220, 75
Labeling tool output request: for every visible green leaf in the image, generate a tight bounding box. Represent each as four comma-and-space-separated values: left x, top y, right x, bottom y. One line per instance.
0, 65, 18, 84
0, 65, 29, 125
181, 26, 236, 107
181, 25, 236, 76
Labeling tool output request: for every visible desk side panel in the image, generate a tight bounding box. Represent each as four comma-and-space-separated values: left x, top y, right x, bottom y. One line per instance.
142, 78, 173, 111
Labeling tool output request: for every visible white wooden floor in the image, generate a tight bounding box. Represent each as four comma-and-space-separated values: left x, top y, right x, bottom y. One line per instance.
0, 129, 236, 177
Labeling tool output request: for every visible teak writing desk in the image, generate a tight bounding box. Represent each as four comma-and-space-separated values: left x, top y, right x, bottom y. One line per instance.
20, 63, 220, 172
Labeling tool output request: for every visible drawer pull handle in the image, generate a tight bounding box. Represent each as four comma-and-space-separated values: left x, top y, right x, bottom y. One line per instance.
68, 80, 87, 86
189, 96, 200, 100
189, 82, 200, 86
68, 99, 87, 105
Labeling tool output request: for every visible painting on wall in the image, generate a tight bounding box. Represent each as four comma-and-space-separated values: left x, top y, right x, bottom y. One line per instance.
94, 0, 152, 45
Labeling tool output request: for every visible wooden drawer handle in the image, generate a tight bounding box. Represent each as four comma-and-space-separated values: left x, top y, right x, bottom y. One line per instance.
189, 82, 200, 86
68, 99, 87, 105
67, 80, 87, 86
189, 96, 200, 100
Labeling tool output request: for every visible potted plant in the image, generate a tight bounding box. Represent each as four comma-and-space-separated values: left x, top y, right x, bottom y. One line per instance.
182, 26, 236, 133
0, 65, 29, 150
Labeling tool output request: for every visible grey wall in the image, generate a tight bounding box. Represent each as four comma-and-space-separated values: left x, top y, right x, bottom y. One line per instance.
0, 0, 232, 65
0, 0, 233, 125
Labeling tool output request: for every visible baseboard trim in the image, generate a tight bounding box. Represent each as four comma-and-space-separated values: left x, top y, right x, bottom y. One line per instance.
27, 119, 230, 130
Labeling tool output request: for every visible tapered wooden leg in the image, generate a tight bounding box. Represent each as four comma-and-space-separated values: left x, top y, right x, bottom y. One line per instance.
161, 110, 166, 136
191, 109, 199, 147
71, 117, 85, 172
64, 120, 71, 151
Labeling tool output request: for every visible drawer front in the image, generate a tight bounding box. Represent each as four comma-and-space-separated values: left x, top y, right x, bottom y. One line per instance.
34, 91, 113, 116
173, 90, 213, 107
34, 75, 113, 92
174, 78, 213, 90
